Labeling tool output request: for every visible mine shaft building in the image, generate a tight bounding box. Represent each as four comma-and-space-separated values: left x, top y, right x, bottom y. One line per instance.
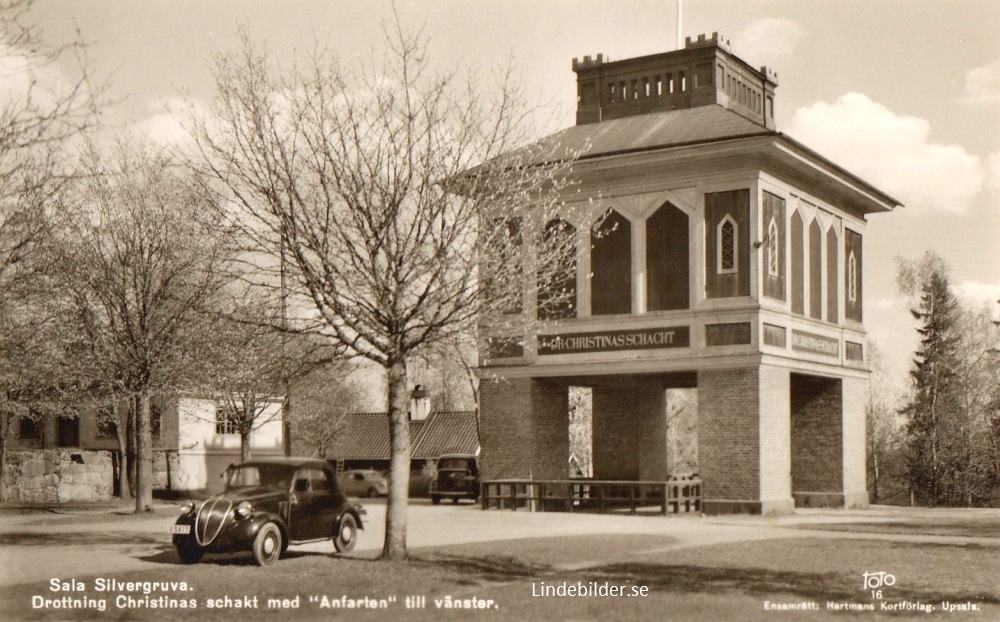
477, 34, 901, 514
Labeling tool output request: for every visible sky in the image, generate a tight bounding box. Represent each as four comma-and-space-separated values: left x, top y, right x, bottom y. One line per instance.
19, 0, 1000, 399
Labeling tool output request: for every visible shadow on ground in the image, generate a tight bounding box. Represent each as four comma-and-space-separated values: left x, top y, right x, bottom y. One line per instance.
411, 539, 1000, 606
791, 519, 1000, 539
0, 531, 165, 547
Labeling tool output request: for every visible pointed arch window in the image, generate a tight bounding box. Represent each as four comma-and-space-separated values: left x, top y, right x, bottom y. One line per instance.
766, 217, 779, 277
717, 215, 738, 274
847, 250, 858, 303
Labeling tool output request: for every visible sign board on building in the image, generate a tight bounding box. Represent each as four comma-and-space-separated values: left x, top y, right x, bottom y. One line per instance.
790, 329, 839, 357
538, 326, 690, 356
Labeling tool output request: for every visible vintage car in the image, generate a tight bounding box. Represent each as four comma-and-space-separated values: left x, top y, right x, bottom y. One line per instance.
171, 458, 364, 567
429, 454, 479, 505
338, 469, 389, 498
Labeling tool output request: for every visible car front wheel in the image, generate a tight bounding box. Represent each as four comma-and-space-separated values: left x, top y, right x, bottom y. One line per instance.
176, 542, 203, 565
334, 514, 357, 553
431, 495, 441, 505
252, 523, 282, 567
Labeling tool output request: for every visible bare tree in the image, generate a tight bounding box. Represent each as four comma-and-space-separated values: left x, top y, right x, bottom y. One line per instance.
201, 297, 341, 462
0, 0, 99, 298
289, 363, 369, 459
188, 21, 589, 559
52, 137, 235, 513
0, 0, 100, 494
865, 343, 903, 504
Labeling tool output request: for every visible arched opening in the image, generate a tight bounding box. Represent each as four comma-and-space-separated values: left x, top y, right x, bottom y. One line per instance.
646, 201, 689, 311
590, 209, 632, 315
537, 218, 577, 321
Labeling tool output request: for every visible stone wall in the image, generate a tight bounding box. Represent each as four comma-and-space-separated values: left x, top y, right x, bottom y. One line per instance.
3, 449, 114, 503
2, 449, 180, 503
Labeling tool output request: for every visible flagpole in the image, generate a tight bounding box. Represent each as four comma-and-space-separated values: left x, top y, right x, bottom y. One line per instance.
676, 0, 683, 50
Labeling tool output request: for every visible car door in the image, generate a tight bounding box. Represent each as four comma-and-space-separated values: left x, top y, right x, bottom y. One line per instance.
289, 468, 325, 541
313, 468, 340, 536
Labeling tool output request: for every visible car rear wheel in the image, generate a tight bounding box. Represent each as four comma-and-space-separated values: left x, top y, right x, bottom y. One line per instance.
176, 542, 203, 565
366, 487, 377, 498
334, 513, 358, 553
431, 495, 441, 505
452, 497, 459, 505
253, 522, 282, 567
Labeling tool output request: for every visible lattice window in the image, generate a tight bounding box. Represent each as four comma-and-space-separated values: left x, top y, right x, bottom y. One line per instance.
848, 251, 858, 303
766, 218, 779, 277
717, 215, 738, 274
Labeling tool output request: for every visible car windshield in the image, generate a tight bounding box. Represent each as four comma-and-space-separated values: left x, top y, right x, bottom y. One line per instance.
226, 464, 297, 490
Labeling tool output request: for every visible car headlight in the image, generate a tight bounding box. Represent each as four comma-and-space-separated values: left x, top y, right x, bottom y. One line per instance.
179, 501, 196, 514
234, 501, 253, 519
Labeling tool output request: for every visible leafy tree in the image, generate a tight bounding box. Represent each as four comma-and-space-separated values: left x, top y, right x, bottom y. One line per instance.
52, 138, 235, 512
188, 21, 588, 559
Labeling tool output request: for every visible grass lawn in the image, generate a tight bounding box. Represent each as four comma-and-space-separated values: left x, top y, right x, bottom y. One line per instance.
2, 534, 997, 621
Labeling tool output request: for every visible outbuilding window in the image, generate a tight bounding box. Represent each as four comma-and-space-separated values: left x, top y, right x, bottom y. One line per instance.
216, 405, 239, 435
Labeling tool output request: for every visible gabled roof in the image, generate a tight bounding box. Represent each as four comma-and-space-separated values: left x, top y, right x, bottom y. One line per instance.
327, 412, 411, 460
412, 411, 479, 459
328, 411, 479, 460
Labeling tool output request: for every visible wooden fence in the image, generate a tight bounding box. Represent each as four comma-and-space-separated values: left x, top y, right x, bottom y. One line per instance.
480, 477, 702, 515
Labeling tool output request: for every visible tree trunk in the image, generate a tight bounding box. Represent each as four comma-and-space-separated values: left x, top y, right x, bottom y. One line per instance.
126, 400, 137, 497
382, 358, 411, 561
0, 423, 8, 504
113, 401, 130, 498
282, 391, 292, 457
871, 443, 880, 504
135, 389, 154, 513
241, 427, 252, 463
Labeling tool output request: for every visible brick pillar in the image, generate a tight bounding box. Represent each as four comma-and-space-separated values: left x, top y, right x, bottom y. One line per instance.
637, 385, 668, 480
842, 375, 869, 508
758, 366, 793, 512
479, 377, 569, 480
592, 386, 639, 479
791, 374, 845, 507
698, 366, 793, 514
592, 383, 668, 481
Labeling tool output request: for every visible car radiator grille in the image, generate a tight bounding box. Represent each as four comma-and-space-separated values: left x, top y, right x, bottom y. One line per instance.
195, 498, 232, 546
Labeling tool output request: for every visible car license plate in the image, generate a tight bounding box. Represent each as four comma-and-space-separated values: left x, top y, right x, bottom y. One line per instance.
171, 525, 191, 535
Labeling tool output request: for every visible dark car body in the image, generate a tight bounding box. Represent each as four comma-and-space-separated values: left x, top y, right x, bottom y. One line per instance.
338, 469, 389, 498
430, 454, 479, 504
171, 458, 364, 566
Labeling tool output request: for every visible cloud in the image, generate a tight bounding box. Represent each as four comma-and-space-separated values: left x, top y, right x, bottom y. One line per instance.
987, 150, 1000, 190
955, 281, 1000, 306
732, 18, 807, 69
960, 60, 1000, 104
789, 93, 985, 213
0, 44, 77, 112
134, 97, 210, 149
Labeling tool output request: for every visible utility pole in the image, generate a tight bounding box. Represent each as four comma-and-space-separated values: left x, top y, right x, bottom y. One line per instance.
280, 237, 292, 457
